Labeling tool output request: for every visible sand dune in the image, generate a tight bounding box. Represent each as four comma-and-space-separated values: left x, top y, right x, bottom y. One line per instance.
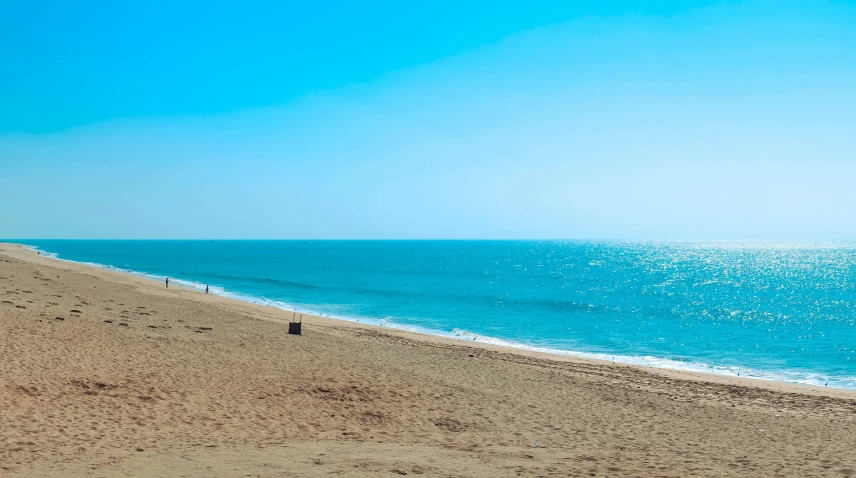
1, 242, 855, 477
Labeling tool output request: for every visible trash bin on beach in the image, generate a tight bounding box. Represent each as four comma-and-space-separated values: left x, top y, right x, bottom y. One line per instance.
288, 313, 302, 336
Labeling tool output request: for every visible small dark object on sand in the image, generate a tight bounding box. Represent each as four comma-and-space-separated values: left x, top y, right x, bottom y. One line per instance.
288, 312, 302, 336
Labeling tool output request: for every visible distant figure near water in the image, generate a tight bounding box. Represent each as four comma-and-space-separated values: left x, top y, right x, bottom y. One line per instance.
205, 285, 209, 294
165, 277, 169, 288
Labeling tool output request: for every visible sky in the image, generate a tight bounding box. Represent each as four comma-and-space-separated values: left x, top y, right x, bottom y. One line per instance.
1, 0, 855, 240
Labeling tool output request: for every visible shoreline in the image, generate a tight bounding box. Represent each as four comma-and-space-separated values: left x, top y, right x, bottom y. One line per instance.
4, 240, 856, 476
4, 241, 854, 399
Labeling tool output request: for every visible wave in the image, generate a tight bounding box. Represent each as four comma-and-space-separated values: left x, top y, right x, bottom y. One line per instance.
195, 270, 629, 317
21, 243, 856, 390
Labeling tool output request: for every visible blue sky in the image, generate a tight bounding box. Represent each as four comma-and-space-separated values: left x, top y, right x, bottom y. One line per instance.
2, 0, 855, 239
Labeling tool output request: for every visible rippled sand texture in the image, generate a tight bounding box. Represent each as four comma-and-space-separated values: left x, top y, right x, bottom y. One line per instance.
1, 243, 855, 477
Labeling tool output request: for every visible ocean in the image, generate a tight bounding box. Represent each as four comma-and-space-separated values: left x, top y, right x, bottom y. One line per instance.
15, 240, 856, 389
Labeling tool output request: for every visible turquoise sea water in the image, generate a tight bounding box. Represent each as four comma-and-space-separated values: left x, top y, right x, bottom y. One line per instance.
15, 240, 856, 388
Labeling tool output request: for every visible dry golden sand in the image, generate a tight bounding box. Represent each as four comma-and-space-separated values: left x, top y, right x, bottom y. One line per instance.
1, 242, 856, 477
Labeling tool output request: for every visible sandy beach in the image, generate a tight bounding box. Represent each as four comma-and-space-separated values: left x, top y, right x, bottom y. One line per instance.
1, 242, 855, 477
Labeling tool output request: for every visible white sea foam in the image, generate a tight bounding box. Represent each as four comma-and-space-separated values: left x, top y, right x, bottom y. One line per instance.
21, 243, 856, 390
25, 245, 58, 259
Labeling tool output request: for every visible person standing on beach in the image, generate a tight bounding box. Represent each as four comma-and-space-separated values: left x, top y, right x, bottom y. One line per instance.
205, 285, 209, 294
166, 277, 169, 288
